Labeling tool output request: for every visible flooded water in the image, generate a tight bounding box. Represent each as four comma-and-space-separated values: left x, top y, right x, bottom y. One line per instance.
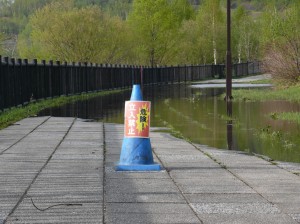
39, 84, 300, 163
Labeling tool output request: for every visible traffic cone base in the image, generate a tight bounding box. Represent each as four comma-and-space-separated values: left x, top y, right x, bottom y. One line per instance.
115, 163, 161, 171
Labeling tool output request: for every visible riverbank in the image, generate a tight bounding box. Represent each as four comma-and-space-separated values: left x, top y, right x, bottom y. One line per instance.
197, 73, 300, 103
1, 117, 300, 223
231, 84, 300, 103
230, 76, 300, 124
0, 89, 125, 130
195, 74, 300, 124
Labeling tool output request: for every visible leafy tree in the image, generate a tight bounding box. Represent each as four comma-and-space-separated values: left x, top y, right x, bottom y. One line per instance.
0, 0, 14, 17
165, 0, 196, 65
0, 0, 53, 58
196, 0, 226, 65
260, 1, 300, 85
175, 0, 228, 65
12, 0, 52, 18
0, 0, 19, 34
105, 0, 132, 20
171, 0, 195, 24
128, 0, 194, 66
18, 1, 131, 64
0, 17, 20, 34
0, 0, 53, 34
232, 6, 259, 62
175, 19, 210, 65
10, 0, 299, 66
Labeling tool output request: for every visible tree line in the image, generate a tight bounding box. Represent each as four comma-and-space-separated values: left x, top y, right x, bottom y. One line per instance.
0, 0, 299, 85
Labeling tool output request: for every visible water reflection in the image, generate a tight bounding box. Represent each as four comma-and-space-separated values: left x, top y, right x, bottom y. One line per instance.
39, 91, 131, 120
39, 84, 300, 163
226, 100, 233, 151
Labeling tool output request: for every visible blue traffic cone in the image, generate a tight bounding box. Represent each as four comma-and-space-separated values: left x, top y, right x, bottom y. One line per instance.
115, 84, 161, 171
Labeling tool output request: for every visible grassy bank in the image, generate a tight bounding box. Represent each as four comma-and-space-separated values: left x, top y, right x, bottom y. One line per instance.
0, 89, 125, 130
223, 85, 300, 124
231, 85, 300, 102
274, 112, 300, 124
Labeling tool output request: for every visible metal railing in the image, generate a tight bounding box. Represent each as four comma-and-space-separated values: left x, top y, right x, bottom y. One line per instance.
0, 55, 261, 111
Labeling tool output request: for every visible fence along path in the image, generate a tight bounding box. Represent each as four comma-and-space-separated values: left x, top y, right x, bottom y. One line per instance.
0, 55, 261, 111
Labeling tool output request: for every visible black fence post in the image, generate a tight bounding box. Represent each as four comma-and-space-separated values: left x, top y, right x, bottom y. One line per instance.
78, 62, 82, 93
64, 61, 69, 96
246, 61, 249, 76
121, 64, 125, 88
55, 61, 61, 96
41, 60, 47, 99
71, 62, 75, 95
4, 57, 10, 108
97, 63, 101, 91
32, 59, 38, 100
84, 62, 87, 93
49, 60, 53, 98
36, 59, 43, 99
101, 63, 105, 90
22, 59, 29, 103
130, 65, 134, 85
17, 58, 23, 105
11, 58, 17, 107
184, 65, 187, 83
0, 55, 3, 110
10, 58, 18, 106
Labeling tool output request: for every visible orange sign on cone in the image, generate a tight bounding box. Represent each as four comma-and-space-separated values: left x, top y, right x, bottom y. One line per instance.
124, 101, 151, 138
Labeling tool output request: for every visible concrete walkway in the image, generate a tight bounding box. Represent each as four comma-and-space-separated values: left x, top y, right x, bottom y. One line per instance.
0, 117, 299, 224
194, 74, 272, 84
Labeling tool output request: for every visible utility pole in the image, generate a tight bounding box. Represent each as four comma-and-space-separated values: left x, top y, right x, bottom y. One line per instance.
226, 0, 233, 150
226, 0, 232, 107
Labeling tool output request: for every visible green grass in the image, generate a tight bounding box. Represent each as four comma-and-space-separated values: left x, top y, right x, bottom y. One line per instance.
0, 89, 125, 130
226, 85, 300, 102
274, 112, 300, 124
221, 84, 300, 124
249, 79, 272, 84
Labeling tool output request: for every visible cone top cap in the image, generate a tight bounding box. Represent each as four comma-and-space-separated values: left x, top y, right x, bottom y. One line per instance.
130, 84, 143, 101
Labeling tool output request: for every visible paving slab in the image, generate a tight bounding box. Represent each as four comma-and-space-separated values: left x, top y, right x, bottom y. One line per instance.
106, 192, 185, 203
0, 117, 103, 224
105, 203, 200, 224
190, 202, 280, 214
0, 118, 300, 223
185, 193, 267, 204
105, 212, 200, 224
198, 214, 296, 224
